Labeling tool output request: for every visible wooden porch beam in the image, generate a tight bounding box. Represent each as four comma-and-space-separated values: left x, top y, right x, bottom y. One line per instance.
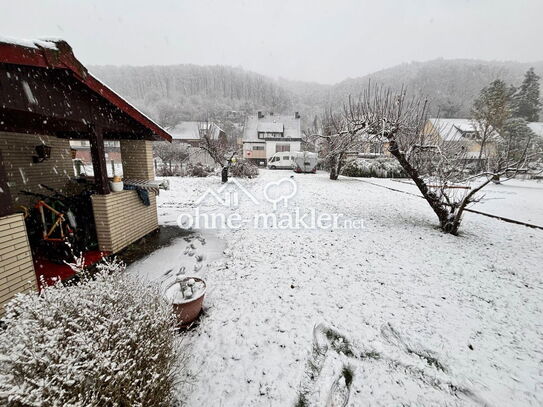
88, 125, 111, 195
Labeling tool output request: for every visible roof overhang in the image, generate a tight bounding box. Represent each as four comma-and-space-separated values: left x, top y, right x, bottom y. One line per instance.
0, 38, 171, 142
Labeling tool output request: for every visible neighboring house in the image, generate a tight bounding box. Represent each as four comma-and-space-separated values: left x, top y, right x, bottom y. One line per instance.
242, 112, 302, 165
527, 122, 543, 141
70, 140, 122, 176
165, 121, 227, 166
0, 38, 173, 314
423, 118, 496, 163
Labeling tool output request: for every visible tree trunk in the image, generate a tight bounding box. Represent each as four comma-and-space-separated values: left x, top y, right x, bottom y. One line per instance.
329, 155, 339, 180
388, 139, 454, 232
336, 153, 345, 179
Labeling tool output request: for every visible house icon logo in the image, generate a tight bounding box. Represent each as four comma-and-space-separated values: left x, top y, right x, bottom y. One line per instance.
195, 178, 259, 208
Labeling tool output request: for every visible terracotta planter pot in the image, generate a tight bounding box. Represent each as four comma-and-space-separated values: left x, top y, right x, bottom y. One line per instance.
169, 277, 206, 328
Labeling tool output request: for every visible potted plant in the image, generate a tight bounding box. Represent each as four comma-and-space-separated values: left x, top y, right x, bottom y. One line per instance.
166, 276, 207, 328
110, 175, 124, 192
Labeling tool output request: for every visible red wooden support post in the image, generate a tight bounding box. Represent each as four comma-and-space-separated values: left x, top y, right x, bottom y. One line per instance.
88, 125, 111, 194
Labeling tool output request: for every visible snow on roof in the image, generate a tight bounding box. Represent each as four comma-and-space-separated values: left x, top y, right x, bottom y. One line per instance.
428, 118, 484, 141
527, 122, 543, 138
168, 121, 224, 141
0, 35, 59, 50
257, 122, 284, 133
168, 121, 201, 140
243, 113, 301, 142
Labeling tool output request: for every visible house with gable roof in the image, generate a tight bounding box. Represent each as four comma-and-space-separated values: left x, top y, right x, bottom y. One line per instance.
242, 112, 302, 165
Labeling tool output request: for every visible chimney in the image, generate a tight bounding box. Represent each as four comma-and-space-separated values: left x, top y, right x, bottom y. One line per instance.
295, 112, 300, 119
257, 111, 264, 119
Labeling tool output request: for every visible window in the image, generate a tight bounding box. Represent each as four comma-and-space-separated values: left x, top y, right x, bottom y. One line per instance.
276, 144, 290, 153
258, 132, 284, 139
252, 146, 264, 151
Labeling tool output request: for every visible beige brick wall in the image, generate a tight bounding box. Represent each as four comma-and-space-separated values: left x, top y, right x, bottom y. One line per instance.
91, 190, 158, 253
0, 213, 37, 315
120, 140, 155, 180
0, 132, 74, 207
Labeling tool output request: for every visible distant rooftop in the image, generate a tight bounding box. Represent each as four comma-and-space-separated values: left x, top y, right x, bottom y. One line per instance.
168, 121, 200, 141
167, 121, 224, 141
427, 118, 490, 141
429, 118, 543, 142
243, 112, 301, 142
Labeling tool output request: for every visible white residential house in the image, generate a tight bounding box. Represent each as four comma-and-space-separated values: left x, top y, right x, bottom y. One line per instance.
242, 112, 302, 165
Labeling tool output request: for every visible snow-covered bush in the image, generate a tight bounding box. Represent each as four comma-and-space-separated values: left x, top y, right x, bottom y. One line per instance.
186, 162, 214, 177
341, 158, 407, 178
0, 260, 180, 407
230, 159, 259, 178
156, 164, 184, 176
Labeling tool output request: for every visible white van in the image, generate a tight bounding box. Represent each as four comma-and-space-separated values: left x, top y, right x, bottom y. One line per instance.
292, 151, 318, 173
267, 152, 295, 169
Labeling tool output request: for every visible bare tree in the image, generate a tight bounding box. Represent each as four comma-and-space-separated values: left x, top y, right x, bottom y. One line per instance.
152, 141, 189, 175
311, 108, 364, 180
198, 121, 236, 168
341, 85, 542, 235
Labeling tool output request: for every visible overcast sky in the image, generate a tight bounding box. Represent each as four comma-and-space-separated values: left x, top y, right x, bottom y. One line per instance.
2, 0, 542, 84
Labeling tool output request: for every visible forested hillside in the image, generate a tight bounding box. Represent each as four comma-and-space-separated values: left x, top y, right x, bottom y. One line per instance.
91, 59, 543, 130
328, 59, 543, 118
90, 65, 294, 127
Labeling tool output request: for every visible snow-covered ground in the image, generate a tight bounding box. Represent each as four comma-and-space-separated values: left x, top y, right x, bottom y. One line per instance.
127, 170, 543, 406
363, 177, 543, 226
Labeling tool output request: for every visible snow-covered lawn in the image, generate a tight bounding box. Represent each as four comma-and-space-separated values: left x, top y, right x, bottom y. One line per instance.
128, 170, 542, 406
364, 177, 543, 226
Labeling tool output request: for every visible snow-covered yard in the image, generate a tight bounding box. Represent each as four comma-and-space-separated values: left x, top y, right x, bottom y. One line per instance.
128, 170, 542, 406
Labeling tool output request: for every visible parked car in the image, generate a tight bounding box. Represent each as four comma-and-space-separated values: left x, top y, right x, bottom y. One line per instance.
267, 152, 295, 169
293, 151, 318, 173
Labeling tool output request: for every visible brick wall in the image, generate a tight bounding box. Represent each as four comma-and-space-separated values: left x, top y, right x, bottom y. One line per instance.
120, 140, 155, 180
0, 132, 74, 207
0, 213, 37, 315
91, 190, 158, 253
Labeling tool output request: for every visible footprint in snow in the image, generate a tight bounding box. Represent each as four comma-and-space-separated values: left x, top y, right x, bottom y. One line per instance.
325, 367, 353, 407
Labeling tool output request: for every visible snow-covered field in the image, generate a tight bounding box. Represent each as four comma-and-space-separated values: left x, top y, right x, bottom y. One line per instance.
128, 170, 543, 406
